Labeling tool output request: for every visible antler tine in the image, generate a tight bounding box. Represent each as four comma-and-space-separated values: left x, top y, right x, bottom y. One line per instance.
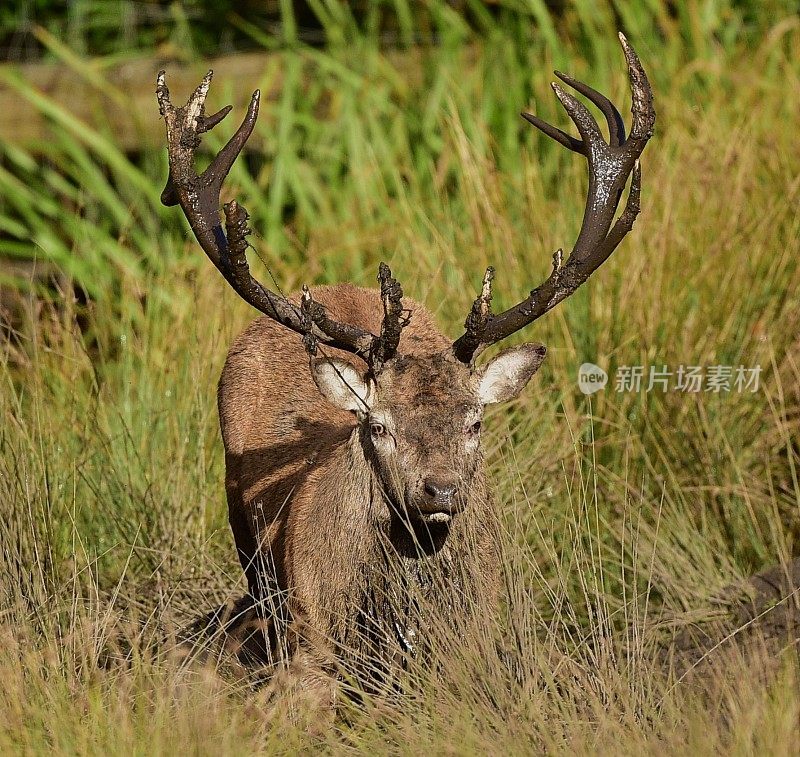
198, 104, 233, 132
158, 71, 407, 367
452, 35, 655, 364
371, 263, 408, 373
521, 111, 584, 154
204, 93, 260, 187
458, 267, 495, 362
619, 32, 656, 145
554, 71, 625, 147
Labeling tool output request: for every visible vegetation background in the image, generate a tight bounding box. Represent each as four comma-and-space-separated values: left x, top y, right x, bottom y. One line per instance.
1, 0, 799, 752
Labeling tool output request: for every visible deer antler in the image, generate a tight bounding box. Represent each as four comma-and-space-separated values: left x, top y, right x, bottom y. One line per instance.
452, 33, 655, 364
156, 70, 407, 372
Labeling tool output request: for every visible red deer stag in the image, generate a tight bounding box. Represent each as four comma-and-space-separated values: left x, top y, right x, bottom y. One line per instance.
157, 34, 654, 699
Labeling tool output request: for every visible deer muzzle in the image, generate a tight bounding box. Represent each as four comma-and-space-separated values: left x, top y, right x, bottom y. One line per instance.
413, 476, 464, 523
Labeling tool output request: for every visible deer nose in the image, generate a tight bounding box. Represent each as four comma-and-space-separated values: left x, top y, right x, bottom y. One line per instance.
422, 477, 459, 510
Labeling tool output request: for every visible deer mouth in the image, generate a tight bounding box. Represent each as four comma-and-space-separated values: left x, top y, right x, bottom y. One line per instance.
408, 498, 465, 526
393, 482, 465, 527
421, 511, 452, 525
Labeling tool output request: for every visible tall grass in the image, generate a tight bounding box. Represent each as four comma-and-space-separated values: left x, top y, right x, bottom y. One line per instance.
1, 2, 799, 752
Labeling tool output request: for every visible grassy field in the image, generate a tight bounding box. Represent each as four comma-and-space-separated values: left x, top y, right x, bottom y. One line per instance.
1, 2, 799, 753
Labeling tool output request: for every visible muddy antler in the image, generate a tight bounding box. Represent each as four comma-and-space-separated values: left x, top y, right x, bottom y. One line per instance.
452, 34, 655, 364
156, 70, 406, 372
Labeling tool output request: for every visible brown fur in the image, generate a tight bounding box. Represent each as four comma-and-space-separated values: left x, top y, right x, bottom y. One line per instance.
218, 284, 503, 691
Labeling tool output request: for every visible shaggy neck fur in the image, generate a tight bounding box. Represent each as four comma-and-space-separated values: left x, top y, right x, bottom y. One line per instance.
323, 431, 495, 671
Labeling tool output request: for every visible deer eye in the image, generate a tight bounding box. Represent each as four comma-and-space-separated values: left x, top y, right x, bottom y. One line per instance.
370, 422, 386, 437
467, 421, 481, 435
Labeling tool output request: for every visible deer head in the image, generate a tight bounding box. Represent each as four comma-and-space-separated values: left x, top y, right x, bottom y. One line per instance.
310, 344, 546, 524
157, 34, 654, 525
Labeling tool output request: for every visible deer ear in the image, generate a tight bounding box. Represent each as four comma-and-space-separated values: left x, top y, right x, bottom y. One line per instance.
476, 343, 546, 405
312, 358, 373, 412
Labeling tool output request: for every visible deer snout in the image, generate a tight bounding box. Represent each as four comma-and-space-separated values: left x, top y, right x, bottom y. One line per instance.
423, 478, 457, 503
417, 476, 462, 520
